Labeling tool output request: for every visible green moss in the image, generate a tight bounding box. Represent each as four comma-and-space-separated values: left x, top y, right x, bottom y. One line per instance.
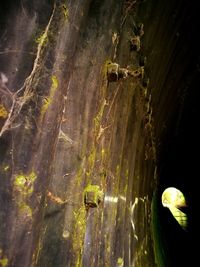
84, 184, 104, 207
72, 206, 87, 266
117, 257, 124, 265
51, 75, 59, 91
35, 24, 52, 48
19, 203, 33, 217
14, 171, 37, 196
75, 258, 81, 267
0, 258, 8, 267
61, 4, 69, 20
0, 249, 8, 267
84, 184, 103, 195
36, 31, 48, 47
41, 75, 59, 115
41, 98, 50, 115
13, 171, 36, 217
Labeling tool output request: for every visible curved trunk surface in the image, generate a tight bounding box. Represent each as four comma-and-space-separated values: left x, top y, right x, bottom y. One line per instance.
0, 1, 198, 267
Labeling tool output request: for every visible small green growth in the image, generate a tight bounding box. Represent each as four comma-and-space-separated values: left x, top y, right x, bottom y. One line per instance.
41, 75, 59, 115
84, 184, 104, 208
51, 75, 59, 91
62, 4, 69, 20
0, 258, 8, 267
72, 206, 86, 265
0, 249, 8, 267
19, 203, 33, 217
41, 98, 50, 115
14, 171, 37, 196
75, 258, 81, 267
13, 171, 37, 217
36, 31, 48, 47
117, 257, 124, 265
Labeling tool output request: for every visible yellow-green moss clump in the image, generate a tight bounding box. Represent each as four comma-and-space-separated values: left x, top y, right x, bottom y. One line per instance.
41, 75, 59, 115
84, 184, 104, 207
35, 30, 48, 47
72, 206, 87, 266
13, 171, 37, 217
14, 171, 37, 196
0, 249, 8, 267
0, 104, 8, 119
61, 4, 69, 20
117, 257, 124, 266
102, 59, 112, 78
0, 257, 8, 267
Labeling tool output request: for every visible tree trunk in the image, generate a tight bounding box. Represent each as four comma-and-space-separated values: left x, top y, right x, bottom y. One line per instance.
0, 0, 198, 266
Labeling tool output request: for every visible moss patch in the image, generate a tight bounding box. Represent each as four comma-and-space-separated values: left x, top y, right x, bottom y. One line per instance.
13, 171, 37, 217
36, 30, 48, 47
117, 257, 124, 265
72, 206, 87, 266
41, 75, 59, 115
0, 105, 8, 119
61, 4, 69, 20
0, 249, 8, 267
14, 171, 37, 196
84, 184, 104, 207
0, 258, 8, 267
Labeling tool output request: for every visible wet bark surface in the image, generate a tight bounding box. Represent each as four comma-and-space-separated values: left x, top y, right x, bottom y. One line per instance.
0, 1, 199, 267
